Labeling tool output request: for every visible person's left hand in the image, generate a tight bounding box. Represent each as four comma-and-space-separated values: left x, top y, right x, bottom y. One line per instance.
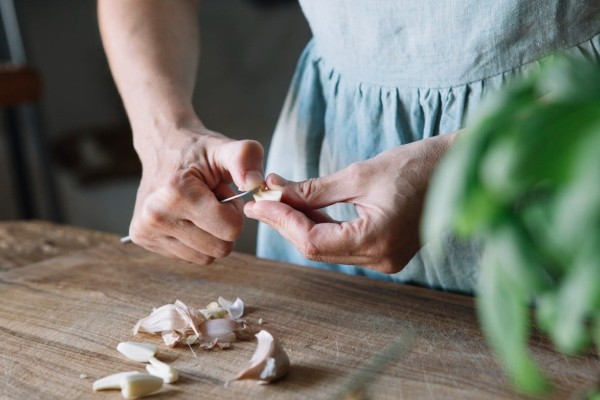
244, 134, 456, 274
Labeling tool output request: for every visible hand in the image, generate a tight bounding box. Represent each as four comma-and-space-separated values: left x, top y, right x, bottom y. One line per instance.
244, 134, 456, 273
129, 119, 265, 264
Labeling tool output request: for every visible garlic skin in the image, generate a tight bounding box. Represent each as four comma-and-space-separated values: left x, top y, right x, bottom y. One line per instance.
120, 374, 163, 399
133, 300, 203, 338
217, 297, 245, 319
117, 342, 158, 363
92, 371, 143, 391
146, 357, 179, 384
234, 330, 290, 383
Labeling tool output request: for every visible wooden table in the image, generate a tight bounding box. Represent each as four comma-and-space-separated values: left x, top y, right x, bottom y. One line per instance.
0, 221, 597, 399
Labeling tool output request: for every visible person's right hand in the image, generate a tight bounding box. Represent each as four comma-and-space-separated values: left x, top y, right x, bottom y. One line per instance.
128, 120, 265, 265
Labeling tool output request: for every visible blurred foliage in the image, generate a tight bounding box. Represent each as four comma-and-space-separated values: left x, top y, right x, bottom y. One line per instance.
422, 56, 600, 395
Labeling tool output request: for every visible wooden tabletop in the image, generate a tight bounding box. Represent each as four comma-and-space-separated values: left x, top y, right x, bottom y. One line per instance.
0, 221, 597, 399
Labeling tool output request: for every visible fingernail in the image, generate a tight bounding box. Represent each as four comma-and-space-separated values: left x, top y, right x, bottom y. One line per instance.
244, 171, 265, 191
267, 174, 288, 189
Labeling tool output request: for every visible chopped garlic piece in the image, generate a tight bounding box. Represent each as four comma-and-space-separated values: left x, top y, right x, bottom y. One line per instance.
120, 374, 163, 399
117, 342, 158, 363
146, 357, 179, 384
92, 371, 142, 391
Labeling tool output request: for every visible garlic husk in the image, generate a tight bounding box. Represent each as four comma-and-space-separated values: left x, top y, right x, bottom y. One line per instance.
92, 371, 142, 391
234, 330, 290, 383
133, 300, 203, 337
217, 296, 245, 319
146, 357, 179, 384
120, 374, 163, 399
117, 342, 158, 362
161, 331, 181, 347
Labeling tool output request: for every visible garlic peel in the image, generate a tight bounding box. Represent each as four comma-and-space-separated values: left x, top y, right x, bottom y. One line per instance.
117, 342, 158, 363
234, 330, 290, 383
217, 296, 245, 319
133, 300, 204, 346
92, 371, 142, 391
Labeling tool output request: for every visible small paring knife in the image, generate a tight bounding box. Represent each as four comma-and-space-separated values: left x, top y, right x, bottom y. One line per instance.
120, 188, 258, 244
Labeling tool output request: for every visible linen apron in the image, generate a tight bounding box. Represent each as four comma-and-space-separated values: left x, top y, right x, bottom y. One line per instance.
257, 0, 600, 293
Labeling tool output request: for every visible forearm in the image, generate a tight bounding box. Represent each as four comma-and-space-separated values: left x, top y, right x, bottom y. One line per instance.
98, 0, 201, 145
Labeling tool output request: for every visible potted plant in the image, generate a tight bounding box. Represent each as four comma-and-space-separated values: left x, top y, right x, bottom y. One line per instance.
423, 56, 600, 397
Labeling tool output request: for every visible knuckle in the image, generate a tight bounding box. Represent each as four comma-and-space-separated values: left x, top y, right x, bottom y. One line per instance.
144, 206, 169, 228
213, 242, 234, 259
300, 178, 321, 202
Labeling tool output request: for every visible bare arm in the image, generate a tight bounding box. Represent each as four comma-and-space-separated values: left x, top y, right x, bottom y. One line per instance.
98, 0, 200, 137
98, 0, 265, 264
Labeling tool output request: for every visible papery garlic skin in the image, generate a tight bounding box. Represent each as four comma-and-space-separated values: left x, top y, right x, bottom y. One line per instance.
92, 371, 142, 391
234, 330, 290, 384
117, 342, 158, 363
217, 297, 245, 319
133, 300, 203, 338
120, 374, 163, 399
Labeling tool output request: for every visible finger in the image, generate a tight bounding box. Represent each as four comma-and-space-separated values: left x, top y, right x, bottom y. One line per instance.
266, 166, 364, 211
213, 139, 266, 191
166, 169, 245, 241
140, 236, 216, 265
163, 219, 235, 259
245, 200, 373, 265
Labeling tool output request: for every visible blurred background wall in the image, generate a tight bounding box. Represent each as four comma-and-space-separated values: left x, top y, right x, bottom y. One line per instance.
0, 0, 310, 254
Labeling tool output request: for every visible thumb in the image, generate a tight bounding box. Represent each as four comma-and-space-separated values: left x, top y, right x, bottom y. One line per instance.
215, 139, 265, 191
267, 170, 356, 211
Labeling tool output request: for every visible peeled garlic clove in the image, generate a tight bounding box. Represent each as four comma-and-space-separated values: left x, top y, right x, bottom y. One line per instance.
217, 297, 245, 319
120, 374, 163, 399
199, 318, 240, 341
253, 187, 283, 202
146, 357, 179, 384
92, 371, 142, 391
235, 330, 290, 383
117, 342, 158, 362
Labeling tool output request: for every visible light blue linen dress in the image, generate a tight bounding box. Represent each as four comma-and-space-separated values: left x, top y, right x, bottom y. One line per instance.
257, 0, 600, 293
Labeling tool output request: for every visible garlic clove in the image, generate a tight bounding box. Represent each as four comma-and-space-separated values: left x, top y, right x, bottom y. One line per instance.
199, 318, 240, 342
217, 297, 245, 319
234, 330, 290, 383
252, 188, 283, 202
120, 373, 163, 399
146, 357, 179, 384
92, 371, 142, 391
117, 342, 158, 362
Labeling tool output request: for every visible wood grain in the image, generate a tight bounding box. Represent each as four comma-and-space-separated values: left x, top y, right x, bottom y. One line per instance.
0, 222, 597, 399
